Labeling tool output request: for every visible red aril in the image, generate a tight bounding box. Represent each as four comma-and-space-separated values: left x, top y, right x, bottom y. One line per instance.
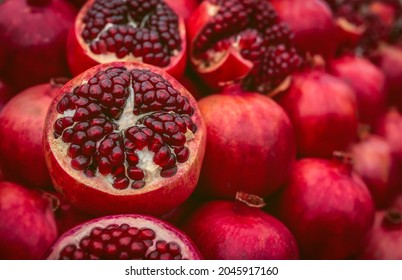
0, 181, 58, 259
0, 78, 13, 112
270, 0, 337, 58
43, 62, 206, 216
0, 82, 62, 188
182, 198, 299, 260
67, 0, 187, 79
276, 158, 375, 259
350, 135, 400, 208
277, 70, 358, 158
47, 214, 201, 259
197, 87, 295, 199
186, 0, 304, 92
0, 0, 76, 91
328, 55, 386, 126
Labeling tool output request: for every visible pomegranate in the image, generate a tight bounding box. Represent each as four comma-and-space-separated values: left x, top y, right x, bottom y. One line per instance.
165, 0, 199, 20
277, 70, 358, 158
350, 135, 400, 208
371, 44, 402, 111
0, 0, 76, 91
198, 87, 295, 199
67, 0, 187, 79
356, 209, 402, 259
186, 0, 304, 93
374, 108, 402, 164
43, 62, 206, 216
47, 214, 201, 259
328, 55, 386, 126
0, 181, 58, 259
0, 78, 13, 112
276, 158, 375, 259
270, 0, 336, 58
182, 198, 299, 260
0, 82, 62, 189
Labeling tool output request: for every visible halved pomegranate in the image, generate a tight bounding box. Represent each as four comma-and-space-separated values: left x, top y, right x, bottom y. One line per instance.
43, 62, 206, 216
47, 214, 201, 259
68, 0, 187, 78
187, 0, 304, 93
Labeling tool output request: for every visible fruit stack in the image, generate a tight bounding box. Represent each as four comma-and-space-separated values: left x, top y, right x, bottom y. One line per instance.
0, 0, 402, 260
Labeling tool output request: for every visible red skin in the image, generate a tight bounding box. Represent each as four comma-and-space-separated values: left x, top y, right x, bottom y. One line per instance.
0, 181, 58, 259
0, 83, 60, 188
350, 135, 401, 208
277, 70, 358, 158
328, 55, 386, 126
276, 158, 375, 260
271, 0, 337, 58
182, 200, 299, 260
198, 88, 296, 199
0, 0, 76, 91
0, 78, 13, 112
165, 0, 199, 20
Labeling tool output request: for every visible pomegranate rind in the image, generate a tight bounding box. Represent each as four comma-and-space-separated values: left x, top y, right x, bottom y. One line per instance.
46, 214, 202, 260
43, 61, 206, 216
67, 0, 187, 78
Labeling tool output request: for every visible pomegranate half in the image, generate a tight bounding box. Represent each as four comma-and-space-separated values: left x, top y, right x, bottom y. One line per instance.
43, 62, 206, 216
47, 214, 201, 259
67, 0, 187, 78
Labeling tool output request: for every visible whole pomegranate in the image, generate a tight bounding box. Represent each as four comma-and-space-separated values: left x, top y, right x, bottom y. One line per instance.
43, 62, 206, 216
328, 55, 386, 126
186, 0, 303, 93
198, 87, 295, 199
270, 0, 337, 58
182, 198, 299, 260
0, 0, 77, 90
67, 0, 187, 78
47, 214, 201, 259
0, 181, 58, 259
350, 135, 400, 208
0, 82, 62, 188
277, 70, 358, 158
276, 158, 375, 259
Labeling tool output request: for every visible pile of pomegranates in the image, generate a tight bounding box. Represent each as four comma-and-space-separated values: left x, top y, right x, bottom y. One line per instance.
1, 0, 402, 260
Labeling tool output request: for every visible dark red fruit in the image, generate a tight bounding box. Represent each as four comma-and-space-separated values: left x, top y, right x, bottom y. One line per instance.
0, 181, 58, 259
277, 70, 358, 158
0, 0, 77, 90
43, 62, 206, 216
198, 87, 295, 199
47, 214, 201, 259
0, 78, 13, 112
276, 158, 375, 259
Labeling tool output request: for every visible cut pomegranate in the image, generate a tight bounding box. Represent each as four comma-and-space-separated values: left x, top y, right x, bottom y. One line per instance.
43, 62, 206, 216
182, 199, 299, 260
277, 70, 358, 158
0, 82, 61, 189
0, 0, 77, 91
187, 0, 304, 93
68, 0, 187, 78
0, 181, 58, 259
197, 87, 295, 199
47, 214, 201, 259
276, 158, 375, 259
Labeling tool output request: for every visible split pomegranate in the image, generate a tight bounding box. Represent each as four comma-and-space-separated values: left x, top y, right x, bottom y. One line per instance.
0, 82, 62, 188
0, 181, 58, 259
270, 0, 336, 58
43, 62, 206, 216
356, 209, 402, 259
186, 0, 304, 93
277, 70, 358, 158
182, 198, 299, 260
276, 158, 375, 259
68, 0, 187, 78
198, 87, 295, 199
47, 214, 201, 259
0, 0, 76, 91
328, 55, 386, 126
350, 135, 400, 208
0, 78, 13, 112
